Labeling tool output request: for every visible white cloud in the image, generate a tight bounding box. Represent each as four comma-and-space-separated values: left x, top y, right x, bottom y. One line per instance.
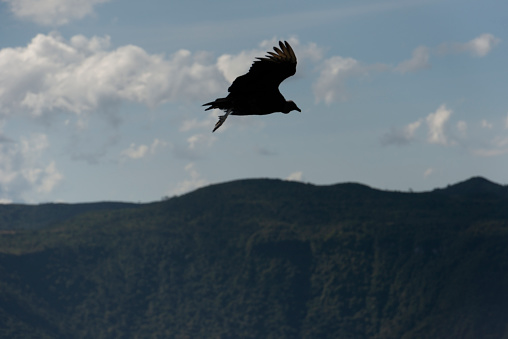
297, 41, 325, 63
438, 33, 501, 57
286, 171, 303, 182
0, 133, 63, 202
170, 163, 208, 196
313, 52, 389, 104
384, 107, 508, 155
122, 144, 149, 160
217, 49, 260, 84
426, 104, 453, 145
121, 139, 167, 160
403, 120, 422, 139
313, 56, 363, 104
3, 0, 111, 26
395, 46, 430, 73
36, 161, 63, 193
381, 119, 422, 145
464, 34, 501, 57
0, 33, 226, 120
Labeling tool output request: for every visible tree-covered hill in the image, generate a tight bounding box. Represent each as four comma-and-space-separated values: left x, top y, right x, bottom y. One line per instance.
0, 177, 507, 338
0, 202, 140, 231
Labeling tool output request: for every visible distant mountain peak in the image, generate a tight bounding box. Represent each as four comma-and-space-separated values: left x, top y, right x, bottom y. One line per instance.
436, 176, 507, 198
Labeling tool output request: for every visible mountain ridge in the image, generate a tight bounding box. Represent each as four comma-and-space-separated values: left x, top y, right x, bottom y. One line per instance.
1, 176, 506, 232
0, 175, 507, 338
433, 176, 508, 198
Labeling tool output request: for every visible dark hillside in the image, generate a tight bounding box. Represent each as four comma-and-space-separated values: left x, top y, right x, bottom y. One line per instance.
0, 202, 140, 231
0, 177, 507, 338
434, 176, 508, 199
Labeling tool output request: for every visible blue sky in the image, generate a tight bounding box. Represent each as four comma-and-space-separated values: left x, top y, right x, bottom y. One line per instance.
0, 0, 506, 203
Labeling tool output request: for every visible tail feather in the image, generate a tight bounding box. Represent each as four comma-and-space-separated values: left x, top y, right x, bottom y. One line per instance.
203, 97, 231, 111
203, 97, 233, 131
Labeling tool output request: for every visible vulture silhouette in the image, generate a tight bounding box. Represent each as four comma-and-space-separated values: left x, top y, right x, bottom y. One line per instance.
203, 41, 301, 132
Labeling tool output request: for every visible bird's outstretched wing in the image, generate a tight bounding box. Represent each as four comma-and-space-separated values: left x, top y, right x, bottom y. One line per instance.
228, 41, 297, 93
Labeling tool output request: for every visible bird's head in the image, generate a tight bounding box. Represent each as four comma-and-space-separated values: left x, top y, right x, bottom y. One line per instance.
283, 100, 301, 114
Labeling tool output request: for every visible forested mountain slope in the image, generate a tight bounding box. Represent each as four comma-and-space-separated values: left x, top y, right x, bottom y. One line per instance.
0, 177, 507, 338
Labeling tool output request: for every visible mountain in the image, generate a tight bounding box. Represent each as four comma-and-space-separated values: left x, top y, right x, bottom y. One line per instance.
0, 202, 140, 231
0, 177, 507, 338
435, 176, 508, 199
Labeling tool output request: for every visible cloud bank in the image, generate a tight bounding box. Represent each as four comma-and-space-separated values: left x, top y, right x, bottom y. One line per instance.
0, 33, 226, 120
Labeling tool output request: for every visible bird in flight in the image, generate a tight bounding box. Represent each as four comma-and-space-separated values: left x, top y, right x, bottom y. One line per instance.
203, 41, 301, 132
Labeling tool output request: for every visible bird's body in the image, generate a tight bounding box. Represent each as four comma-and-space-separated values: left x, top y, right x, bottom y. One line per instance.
203, 41, 300, 132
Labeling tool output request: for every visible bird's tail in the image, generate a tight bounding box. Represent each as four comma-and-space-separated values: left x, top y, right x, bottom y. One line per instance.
202, 97, 231, 111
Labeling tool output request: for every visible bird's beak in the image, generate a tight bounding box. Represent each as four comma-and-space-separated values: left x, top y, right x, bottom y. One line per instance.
296, 106, 301, 112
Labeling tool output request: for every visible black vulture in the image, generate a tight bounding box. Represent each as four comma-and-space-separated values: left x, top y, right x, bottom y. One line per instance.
203, 41, 301, 132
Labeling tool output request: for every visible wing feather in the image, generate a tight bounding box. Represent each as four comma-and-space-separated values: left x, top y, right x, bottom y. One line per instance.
273, 46, 283, 55
228, 41, 297, 93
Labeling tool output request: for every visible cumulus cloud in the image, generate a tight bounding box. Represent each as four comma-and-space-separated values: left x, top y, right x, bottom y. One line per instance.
121, 139, 167, 160
313, 56, 389, 104
0, 33, 226, 120
313, 48, 392, 104
170, 163, 208, 196
122, 144, 148, 160
381, 105, 457, 147
395, 46, 430, 73
0, 133, 62, 202
286, 171, 303, 182
381, 119, 422, 145
217, 49, 260, 84
466, 34, 501, 57
3, 0, 111, 26
313, 56, 361, 104
426, 104, 453, 145
437, 33, 501, 57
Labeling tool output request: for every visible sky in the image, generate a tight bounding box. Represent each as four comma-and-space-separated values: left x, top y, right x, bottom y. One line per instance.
0, 0, 506, 203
